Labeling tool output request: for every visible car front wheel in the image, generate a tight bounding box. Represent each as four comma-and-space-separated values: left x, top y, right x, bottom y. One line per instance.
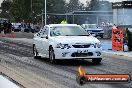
49, 47, 56, 64
33, 45, 40, 59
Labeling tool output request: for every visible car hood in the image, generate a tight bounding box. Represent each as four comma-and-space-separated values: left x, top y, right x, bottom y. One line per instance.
51, 36, 100, 44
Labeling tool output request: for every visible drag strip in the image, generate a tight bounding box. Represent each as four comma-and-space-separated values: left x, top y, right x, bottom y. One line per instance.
0, 40, 32, 57
0, 39, 132, 88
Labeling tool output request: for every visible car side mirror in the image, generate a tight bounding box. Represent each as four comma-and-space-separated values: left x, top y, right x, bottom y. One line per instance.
41, 36, 44, 38
41, 36, 48, 39
46, 36, 48, 39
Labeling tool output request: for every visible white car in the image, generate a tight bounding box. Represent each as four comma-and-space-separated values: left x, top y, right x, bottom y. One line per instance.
33, 24, 102, 64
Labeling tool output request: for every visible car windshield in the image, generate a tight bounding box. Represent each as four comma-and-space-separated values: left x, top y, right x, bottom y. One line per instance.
50, 26, 89, 36
87, 25, 97, 29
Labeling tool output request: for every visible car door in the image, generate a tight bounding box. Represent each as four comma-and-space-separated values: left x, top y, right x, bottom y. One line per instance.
34, 28, 43, 54
40, 26, 49, 57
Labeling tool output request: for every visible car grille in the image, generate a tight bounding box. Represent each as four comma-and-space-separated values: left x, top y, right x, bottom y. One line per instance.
72, 44, 91, 48
71, 52, 93, 57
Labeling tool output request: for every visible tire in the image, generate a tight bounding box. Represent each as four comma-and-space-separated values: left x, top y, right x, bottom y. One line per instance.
92, 58, 102, 64
100, 35, 103, 38
49, 47, 56, 64
33, 45, 40, 59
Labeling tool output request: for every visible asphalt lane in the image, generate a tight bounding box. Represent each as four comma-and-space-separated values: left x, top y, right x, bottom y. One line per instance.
0, 39, 132, 88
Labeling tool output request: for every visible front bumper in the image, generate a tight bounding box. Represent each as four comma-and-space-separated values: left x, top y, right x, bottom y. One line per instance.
90, 33, 104, 36
54, 48, 102, 59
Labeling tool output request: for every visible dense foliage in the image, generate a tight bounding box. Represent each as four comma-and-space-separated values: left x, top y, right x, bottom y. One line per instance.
0, 0, 112, 24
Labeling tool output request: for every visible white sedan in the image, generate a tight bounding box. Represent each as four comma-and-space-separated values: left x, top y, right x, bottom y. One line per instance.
33, 24, 102, 64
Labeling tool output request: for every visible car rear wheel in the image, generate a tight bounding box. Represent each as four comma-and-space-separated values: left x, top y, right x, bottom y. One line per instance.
92, 58, 102, 64
49, 47, 56, 64
33, 45, 40, 59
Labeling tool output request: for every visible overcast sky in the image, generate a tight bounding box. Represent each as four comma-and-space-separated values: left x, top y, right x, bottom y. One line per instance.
0, 0, 3, 5
0, 0, 3, 7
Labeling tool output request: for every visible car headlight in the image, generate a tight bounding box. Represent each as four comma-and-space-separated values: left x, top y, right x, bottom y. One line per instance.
95, 43, 102, 48
56, 43, 71, 49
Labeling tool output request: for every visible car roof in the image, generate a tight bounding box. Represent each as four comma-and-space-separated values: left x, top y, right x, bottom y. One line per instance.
48, 24, 78, 27
82, 24, 97, 25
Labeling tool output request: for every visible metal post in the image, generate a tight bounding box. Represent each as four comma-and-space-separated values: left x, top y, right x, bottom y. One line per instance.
123, 8, 125, 26
66, 14, 68, 22
45, 0, 46, 26
117, 9, 118, 25
31, 0, 33, 23
73, 14, 74, 24
31, 0, 32, 12
42, 10, 44, 27
97, 16, 99, 25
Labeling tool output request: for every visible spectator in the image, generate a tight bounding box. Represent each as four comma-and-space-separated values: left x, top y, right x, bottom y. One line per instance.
7, 20, 12, 33
3, 20, 8, 34
61, 18, 67, 24
0, 22, 1, 33
21, 22, 25, 32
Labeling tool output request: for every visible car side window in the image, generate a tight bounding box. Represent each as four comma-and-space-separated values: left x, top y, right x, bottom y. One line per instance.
37, 29, 43, 37
41, 26, 49, 38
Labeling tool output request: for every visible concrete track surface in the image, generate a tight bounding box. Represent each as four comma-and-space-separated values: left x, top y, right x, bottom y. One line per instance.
0, 35, 132, 88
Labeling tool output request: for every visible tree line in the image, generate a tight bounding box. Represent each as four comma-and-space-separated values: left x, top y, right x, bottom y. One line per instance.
0, 0, 112, 24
